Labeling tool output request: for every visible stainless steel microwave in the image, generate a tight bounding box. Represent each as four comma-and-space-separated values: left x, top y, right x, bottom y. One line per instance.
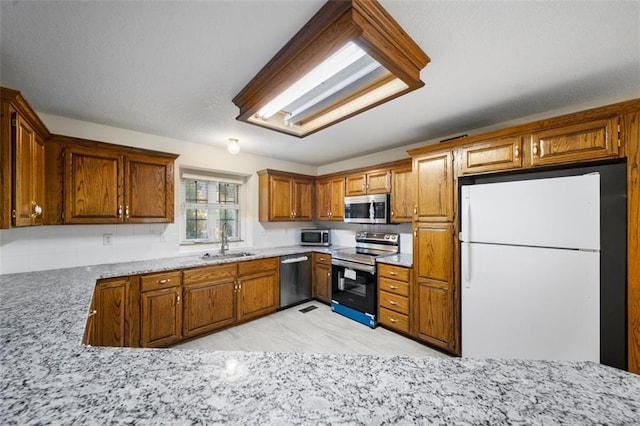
300, 229, 331, 246
344, 194, 390, 224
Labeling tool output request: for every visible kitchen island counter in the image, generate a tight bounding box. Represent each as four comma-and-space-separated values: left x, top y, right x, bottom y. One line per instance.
1, 252, 639, 424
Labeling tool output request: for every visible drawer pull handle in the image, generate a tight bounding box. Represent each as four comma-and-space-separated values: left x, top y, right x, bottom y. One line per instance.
389, 318, 398, 323
388, 300, 398, 305
87, 309, 97, 317
158, 279, 171, 284
389, 285, 398, 289
388, 271, 397, 276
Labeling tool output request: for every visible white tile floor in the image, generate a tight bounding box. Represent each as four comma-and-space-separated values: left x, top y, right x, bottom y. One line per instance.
174, 301, 448, 358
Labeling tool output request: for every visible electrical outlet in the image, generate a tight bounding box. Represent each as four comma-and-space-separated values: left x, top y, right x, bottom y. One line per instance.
103, 233, 113, 245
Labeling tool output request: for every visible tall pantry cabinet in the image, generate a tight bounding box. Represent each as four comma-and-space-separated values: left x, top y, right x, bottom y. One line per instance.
410, 149, 459, 354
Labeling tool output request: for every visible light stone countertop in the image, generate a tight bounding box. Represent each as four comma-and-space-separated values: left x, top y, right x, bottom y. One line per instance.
376, 253, 413, 268
1, 246, 639, 424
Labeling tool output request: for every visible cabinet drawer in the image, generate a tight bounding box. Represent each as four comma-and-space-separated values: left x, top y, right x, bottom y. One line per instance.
379, 307, 409, 333
238, 257, 278, 276
183, 263, 237, 284
379, 290, 409, 314
378, 277, 409, 297
140, 271, 182, 292
378, 264, 410, 282
312, 252, 332, 266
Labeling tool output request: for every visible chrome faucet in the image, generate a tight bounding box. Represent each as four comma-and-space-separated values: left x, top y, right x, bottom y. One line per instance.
220, 223, 229, 255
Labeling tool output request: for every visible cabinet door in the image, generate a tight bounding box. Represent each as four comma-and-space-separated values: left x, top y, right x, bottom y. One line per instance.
90, 277, 129, 347
390, 166, 414, 223
64, 146, 123, 223
312, 260, 332, 303
293, 178, 313, 221
530, 118, 619, 166
269, 176, 294, 221
12, 114, 44, 226
414, 223, 456, 351
236, 270, 278, 323
315, 179, 332, 221
141, 286, 182, 347
414, 150, 453, 222
125, 154, 174, 223
365, 170, 391, 194
183, 279, 235, 338
460, 137, 523, 175
329, 177, 345, 220
345, 174, 367, 196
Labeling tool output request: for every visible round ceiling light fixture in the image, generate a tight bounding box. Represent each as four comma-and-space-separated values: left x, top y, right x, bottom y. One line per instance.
227, 138, 240, 155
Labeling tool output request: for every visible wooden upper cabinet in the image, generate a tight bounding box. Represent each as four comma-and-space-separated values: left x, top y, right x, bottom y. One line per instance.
125, 154, 175, 223
64, 146, 123, 224
315, 176, 344, 221
413, 150, 454, 222
530, 118, 619, 166
1, 87, 50, 229
258, 169, 314, 222
390, 164, 414, 223
59, 139, 177, 224
345, 169, 391, 196
460, 136, 524, 175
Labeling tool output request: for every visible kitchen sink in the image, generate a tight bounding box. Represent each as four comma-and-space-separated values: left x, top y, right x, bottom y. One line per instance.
200, 251, 255, 260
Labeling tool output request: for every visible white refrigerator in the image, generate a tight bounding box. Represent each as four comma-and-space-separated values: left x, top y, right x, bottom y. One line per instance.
460, 173, 600, 362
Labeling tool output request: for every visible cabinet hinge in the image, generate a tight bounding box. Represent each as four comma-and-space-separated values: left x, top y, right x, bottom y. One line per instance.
11, 209, 16, 218
617, 124, 621, 147
11, 118, 17, 127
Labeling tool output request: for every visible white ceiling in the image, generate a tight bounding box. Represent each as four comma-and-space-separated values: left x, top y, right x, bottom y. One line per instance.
1, 1, 639, 167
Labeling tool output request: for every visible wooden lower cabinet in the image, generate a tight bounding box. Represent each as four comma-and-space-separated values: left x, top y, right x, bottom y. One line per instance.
182, 264, 237, 339
378, 263, 411, 334
237, 258, 279, 323
83, 277, 130, 347
140, 271, 183, 348
312, 252, 332, 303
413, 223, 457, 353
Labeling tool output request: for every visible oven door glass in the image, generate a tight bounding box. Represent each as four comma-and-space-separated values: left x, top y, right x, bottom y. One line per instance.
331, 264, 377, 315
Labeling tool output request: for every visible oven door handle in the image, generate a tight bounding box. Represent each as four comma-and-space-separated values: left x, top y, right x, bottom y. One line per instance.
331, 259, 376, 274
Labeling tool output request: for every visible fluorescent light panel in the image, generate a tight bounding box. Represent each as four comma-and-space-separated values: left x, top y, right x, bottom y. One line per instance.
257, 41, 367, 120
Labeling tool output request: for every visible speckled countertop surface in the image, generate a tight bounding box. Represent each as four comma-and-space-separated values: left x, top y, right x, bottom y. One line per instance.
1, 246, 639, 424
376, 252, 413, 267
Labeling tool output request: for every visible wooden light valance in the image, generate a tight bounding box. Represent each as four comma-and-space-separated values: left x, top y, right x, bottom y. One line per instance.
232, 0, 430, 138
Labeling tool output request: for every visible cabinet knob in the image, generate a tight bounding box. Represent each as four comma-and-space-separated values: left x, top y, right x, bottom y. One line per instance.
125, 206, 130, 218
413, 206, 417, 215
176, 295, 180, 304
391, 210, 395, 216
118, 205, 123, 217
31, 201, 43, 218
414, 230, 417, 238
87, 309, 97, 317
532, 143, 539, 157
327, 272, 331, 277
514, 145, 520, 159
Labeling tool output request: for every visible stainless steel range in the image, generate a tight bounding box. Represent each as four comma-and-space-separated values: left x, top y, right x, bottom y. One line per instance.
331, 231, 399, 328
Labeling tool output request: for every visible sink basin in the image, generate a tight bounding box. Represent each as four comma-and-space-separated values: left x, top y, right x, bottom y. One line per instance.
200, 251, 255, 260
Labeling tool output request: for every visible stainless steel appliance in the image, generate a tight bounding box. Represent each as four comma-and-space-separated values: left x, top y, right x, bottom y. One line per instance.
300, 229, 331, 246
280, 254, 312, 308
331, 232, 399, 327
344, 194, 390, 224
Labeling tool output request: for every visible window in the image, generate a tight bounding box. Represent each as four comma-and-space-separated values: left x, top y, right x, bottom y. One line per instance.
181, 176, 241, 243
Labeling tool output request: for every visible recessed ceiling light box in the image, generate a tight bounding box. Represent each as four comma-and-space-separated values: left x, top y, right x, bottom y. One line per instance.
232, 0, 430, 138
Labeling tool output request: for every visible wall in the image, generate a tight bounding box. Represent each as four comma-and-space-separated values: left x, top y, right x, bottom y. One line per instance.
0, 114, 317, 275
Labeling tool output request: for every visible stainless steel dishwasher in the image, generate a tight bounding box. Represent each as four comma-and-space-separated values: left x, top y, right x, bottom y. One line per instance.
279, 253, 312, 308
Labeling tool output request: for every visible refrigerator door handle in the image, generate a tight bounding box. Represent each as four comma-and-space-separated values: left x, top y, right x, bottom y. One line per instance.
462, 242, 471, 288
460, 186, 471, 242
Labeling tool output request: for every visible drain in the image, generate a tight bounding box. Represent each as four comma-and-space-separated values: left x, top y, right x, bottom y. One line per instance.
298, 305, 318, 313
